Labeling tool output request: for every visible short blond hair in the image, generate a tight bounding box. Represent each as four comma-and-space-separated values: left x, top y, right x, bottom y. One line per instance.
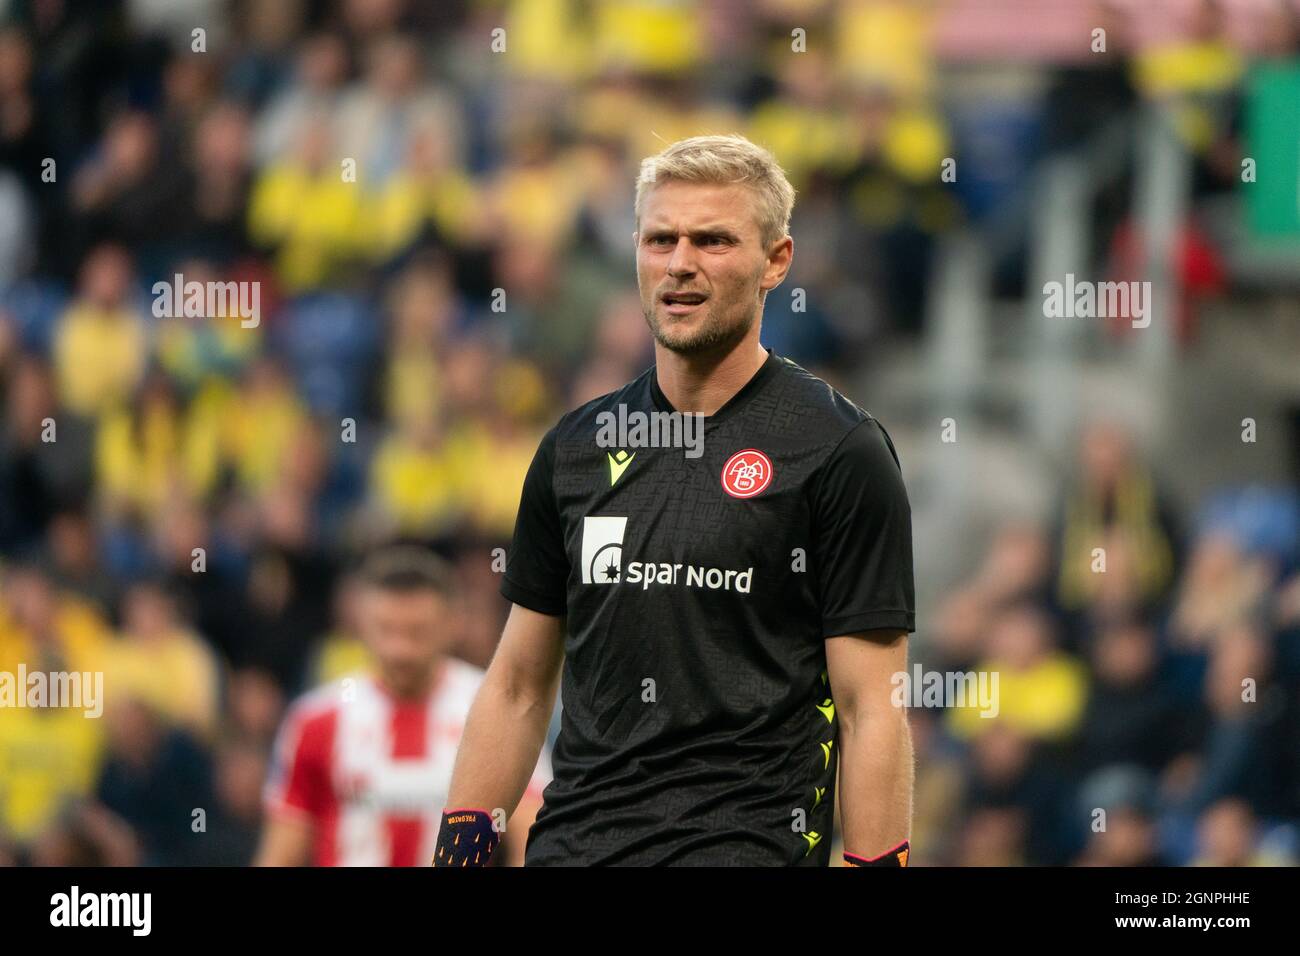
634, 134, 796, 249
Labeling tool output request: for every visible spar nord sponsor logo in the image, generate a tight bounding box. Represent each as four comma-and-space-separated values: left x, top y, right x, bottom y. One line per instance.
580, 515, 753, 593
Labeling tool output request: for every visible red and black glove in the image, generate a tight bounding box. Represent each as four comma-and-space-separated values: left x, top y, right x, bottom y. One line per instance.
432, 808, 500, 867
844, 839, 909, 867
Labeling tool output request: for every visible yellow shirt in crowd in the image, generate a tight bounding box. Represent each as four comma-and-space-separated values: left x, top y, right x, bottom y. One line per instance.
95, 400, 222, 515
53, 305, 147, 417
0, 596, 113, 842
248, 163, 363, 291
97, 630, 220, 742
947, 654, 1089, 742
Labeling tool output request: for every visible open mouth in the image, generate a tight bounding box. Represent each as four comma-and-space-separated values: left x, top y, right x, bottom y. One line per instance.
661, 291, 708, 315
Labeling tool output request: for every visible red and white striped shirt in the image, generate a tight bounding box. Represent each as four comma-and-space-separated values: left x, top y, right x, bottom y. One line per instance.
265, 659, 551, 866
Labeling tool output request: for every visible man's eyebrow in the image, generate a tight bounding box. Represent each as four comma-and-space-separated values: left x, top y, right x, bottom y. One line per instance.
641, 225, 742, 239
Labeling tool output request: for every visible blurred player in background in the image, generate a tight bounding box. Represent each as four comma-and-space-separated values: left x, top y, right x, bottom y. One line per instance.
256, 546, 549, 866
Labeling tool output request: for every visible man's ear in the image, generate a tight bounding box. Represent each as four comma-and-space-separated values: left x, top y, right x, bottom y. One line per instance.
761, 235, 794, 291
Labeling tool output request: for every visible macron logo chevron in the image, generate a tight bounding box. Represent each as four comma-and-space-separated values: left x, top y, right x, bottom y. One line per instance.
607, 450, 635, 487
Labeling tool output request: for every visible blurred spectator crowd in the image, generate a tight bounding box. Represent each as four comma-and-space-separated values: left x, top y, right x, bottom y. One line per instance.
0, 0, 1296, 865
914, 421, 1300, 865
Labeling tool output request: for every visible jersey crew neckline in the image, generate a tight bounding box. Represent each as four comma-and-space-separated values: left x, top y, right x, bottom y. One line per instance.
648, 346, 781, 425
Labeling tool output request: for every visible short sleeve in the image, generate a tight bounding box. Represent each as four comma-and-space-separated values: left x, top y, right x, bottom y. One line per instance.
500, 424, 570, 616
264, 702, 332, 821
808, 417, 915, 638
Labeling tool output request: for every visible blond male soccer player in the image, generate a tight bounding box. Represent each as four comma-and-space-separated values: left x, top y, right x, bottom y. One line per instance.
436, 135, 914, 867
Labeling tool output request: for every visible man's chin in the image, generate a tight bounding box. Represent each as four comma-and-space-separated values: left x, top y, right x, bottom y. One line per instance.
649, 312, 749, 356
381, 670, 429, 698
655, 330, 710, 355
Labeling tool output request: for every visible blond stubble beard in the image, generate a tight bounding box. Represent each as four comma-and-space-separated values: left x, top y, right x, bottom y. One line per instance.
643, 300, 756, 356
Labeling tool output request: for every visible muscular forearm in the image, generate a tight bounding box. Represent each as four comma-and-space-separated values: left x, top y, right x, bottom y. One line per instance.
446, 662, 555, 824
838, 704, 913, 860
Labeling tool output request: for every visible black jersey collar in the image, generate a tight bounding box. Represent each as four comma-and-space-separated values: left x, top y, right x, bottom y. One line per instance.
649, 347, 780, 425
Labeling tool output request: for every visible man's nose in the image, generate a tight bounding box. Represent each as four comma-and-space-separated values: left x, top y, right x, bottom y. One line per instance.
666, 236, 698, 276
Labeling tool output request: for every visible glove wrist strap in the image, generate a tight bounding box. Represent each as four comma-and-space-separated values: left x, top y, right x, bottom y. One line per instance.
844, 839, 910, 867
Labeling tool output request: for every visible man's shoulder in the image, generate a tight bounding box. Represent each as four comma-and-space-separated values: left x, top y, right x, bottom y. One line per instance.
530, 354, 885, 460
765, 354, 880, 444
275, 680, 347, 753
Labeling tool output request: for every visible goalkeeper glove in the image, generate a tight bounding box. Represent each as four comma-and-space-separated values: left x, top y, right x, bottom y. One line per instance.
432, 808, 500, 867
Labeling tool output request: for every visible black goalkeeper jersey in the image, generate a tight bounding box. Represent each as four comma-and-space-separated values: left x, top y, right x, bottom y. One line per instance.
500, 347, 915, 866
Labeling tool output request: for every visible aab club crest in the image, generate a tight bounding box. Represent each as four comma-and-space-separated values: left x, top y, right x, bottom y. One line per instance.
721, 448, 773, 499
